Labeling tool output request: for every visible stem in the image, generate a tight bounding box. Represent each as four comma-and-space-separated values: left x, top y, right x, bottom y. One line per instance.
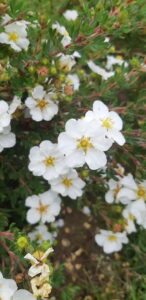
0, 238, 15, 275
0, 238, 25, 275
0, 231, 13, 240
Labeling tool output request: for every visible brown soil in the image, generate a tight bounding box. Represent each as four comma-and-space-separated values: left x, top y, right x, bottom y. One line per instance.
52, 207, 125, 300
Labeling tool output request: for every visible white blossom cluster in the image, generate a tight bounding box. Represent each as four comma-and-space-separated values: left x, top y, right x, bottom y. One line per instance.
0, 15, 82, 248
95, 165, 146, 254
0, 11, 78, 51
0, 12, 136, 263
0, 85, 60, 153
26, 99, 125, 247
52, 10, 78, 47
88, 55, 128, 80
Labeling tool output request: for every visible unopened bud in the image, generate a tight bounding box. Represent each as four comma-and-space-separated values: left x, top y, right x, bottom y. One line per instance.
16, 236, 28, 248
54, 79, 61, 88
64, 84, 73, 96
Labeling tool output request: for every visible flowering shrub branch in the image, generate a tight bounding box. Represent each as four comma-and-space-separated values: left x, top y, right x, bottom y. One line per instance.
0, 0, 146, 298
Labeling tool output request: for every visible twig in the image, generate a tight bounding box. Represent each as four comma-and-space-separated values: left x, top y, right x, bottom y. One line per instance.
0, 231, 13, 240
0, 238, 25, 275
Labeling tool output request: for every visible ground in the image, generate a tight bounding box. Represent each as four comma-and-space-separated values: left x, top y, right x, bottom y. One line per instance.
52, 206, 130, 299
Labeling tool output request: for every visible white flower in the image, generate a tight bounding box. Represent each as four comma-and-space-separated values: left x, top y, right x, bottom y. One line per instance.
72, 51, 81, 58
82, 206, 91, 215
0, 100, 11, 132
49, 169, 85, 199
1, 14, 12, 25
87, 60, 115, 80
85, 100, 125, 146
30, 278, 51, 298
119, 173, 146, 202
66, 74, 80, 91
0, 272, 17, 300
122, 205, 137, 234
106, 55, 128, 70
9, 96, 21, 115
25, 190, 61, 224
52, 22, 68, 36
57, 54, 76, 72
0, 272, 35, 300
63, 10, 78, 21
58, 118, 112, 170
28, 224, 55, 245
61, 35, 72, 47
95, 230, 128, 254
1, 14, 31, 27
105, 178, 122, 204
24, 248, 53, 277
114, 163, 125, 178
0, 126, 16, 153
13, 290, 36, 300
52, 22, 71, 47
0, 21, 29, 52
125, 199, 146, 229
25, 85, 58, 122
28, 140, 67, 180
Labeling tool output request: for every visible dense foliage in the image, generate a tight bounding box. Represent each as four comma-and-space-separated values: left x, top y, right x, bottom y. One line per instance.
0, 0, 146, 299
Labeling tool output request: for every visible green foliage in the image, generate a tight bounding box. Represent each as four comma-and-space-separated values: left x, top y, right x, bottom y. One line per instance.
60, 284, 81, 300
52, 264, 65, 288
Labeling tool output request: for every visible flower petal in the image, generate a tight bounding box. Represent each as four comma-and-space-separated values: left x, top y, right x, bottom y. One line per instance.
85, 148, 107, 170
26, 208, 40, 224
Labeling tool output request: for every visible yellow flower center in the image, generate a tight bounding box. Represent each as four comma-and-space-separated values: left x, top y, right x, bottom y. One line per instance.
16, 236, 28, 248
136, 186, 145, 198
37, 203, 48, 214
114, 167, 123, 177
9, 32, 19, 42
77, 137, 93, 153
58, 63, 69, 72
101, 117, 114, 129
43, 156, 55, 167
35, 98, 48, 110
66, 78, 72, 84
62, 178, 72, 187
128, 213, 134, 221
63, 30, 69, 37
36, 234, 43, 240
116, 55, 123, 60
108, 235, 117, 242
32, 250, 45, 263
113, 184, 121, 198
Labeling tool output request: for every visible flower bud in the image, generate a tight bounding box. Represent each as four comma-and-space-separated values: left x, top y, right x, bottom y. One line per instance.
108, 46, 115, 53
64, 96, 72, 102
41, 58, 50, 65
58, 73, 66, 82
54, 79, 61, 88
16, 236, 28, 248
41, 240, 51, 251
81, 170, 88, 177
28, 66, 36, 73
50, 66, 57, 75
64, 84, 73, 96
